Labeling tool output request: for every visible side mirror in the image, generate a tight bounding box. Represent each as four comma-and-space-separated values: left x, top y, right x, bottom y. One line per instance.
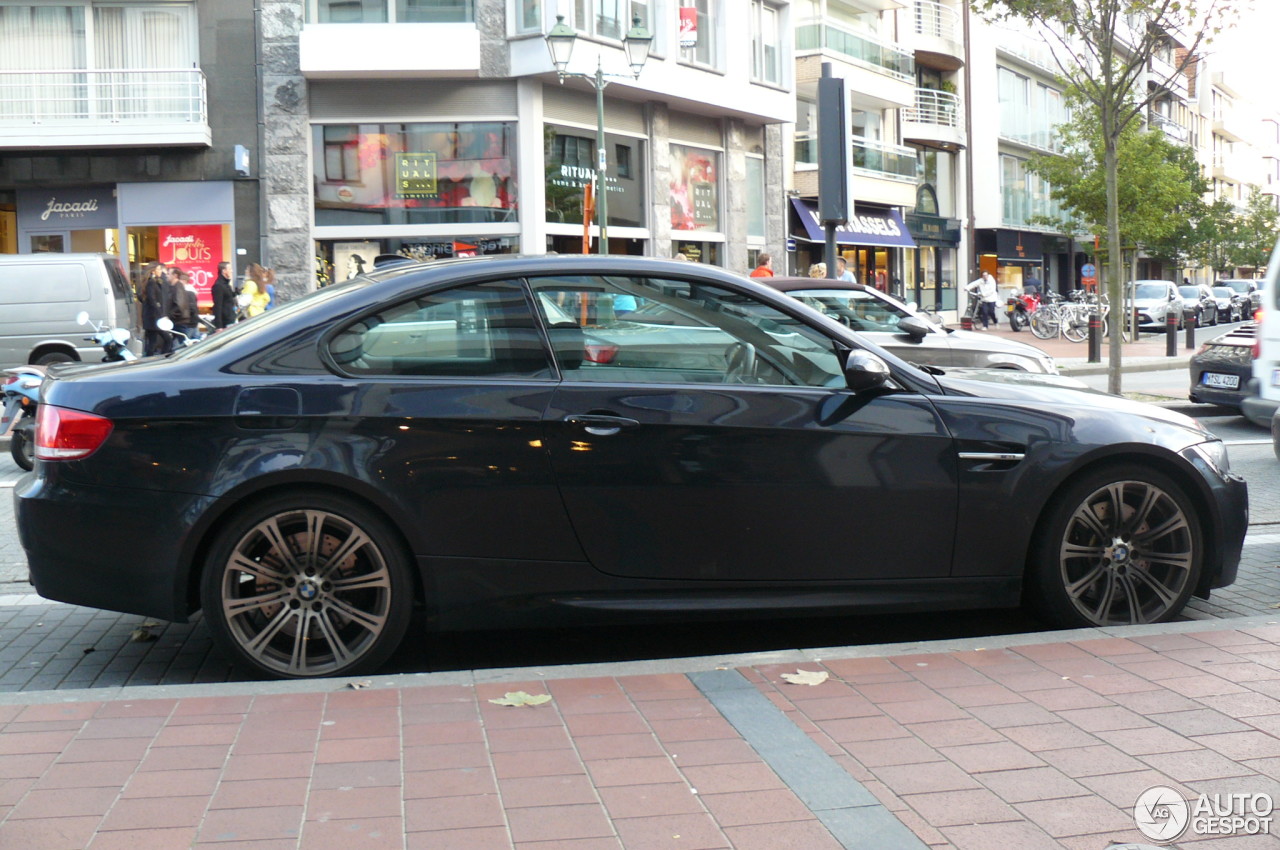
156, 317, 174, 332
896, 316, 932, 340
76, 311, 90, 326
843, 349, 891, 393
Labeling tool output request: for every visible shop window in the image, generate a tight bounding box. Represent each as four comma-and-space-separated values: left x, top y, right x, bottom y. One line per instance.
670, 144, 720, 232
313, 122, 518, 226
544, 123, 646, 228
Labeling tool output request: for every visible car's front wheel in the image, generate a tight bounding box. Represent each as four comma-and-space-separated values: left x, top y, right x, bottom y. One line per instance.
201, 493, 414, 679
1027, 466, 1201, 627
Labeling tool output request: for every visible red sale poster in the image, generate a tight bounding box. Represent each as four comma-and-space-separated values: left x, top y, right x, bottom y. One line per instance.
679, 7, 697, 48
158, 224, 223, 309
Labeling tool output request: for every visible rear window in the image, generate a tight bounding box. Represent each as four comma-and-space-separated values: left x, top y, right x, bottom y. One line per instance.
103, 258, 134, 305
0, 262, 90, 304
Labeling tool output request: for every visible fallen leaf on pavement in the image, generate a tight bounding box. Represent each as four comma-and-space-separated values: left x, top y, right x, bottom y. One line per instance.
780, 669, 829, 686
489, 691, 553, 707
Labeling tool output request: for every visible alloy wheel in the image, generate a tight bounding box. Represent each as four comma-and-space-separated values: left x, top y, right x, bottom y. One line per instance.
1058, 479, 1196, 626
215, 507, 397, 677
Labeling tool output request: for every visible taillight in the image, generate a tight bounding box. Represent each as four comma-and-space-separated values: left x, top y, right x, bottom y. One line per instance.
1254, 309, 1264, 360
35, 405, 113, 461
584, 344, 619, 364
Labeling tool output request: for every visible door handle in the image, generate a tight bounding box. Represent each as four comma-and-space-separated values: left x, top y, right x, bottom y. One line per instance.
564, 414, 640, 437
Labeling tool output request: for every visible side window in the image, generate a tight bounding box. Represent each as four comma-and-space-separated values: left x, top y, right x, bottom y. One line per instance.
528, 275, 844, 388
327, 280, 552, 379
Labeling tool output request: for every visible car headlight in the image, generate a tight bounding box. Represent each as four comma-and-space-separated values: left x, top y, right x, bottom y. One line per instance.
1188, 439, 1231, 476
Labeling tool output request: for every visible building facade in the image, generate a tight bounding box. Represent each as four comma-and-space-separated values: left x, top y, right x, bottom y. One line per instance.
0, 0, 263, 305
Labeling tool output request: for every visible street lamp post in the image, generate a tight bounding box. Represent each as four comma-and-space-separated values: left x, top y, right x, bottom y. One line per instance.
546, 15, 652, 255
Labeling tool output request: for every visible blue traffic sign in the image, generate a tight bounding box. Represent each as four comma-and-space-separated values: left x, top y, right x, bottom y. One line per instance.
785, 237, 797, 252
1081, 263, 1096, 278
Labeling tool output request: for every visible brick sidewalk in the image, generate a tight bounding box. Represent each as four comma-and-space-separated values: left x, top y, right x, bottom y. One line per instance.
6, 620, 1280, 848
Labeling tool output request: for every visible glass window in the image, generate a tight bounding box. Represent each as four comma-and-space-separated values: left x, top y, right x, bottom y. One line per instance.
515, 0, 541, 32
528, 275, 844, 387
313, 122, 518, 226
679, 0, 718, 69
544, 123, 646, 227
571, 0, 649, 39
670, 144, 720, 232
328, 281, 552, 379
396, 0, 474, 22
746, 156, 765, 240
751, 1, 782, 85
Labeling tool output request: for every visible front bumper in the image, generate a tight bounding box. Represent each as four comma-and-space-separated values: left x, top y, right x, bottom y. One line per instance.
1205, 470, 1248, 591
14, 473, 213, 622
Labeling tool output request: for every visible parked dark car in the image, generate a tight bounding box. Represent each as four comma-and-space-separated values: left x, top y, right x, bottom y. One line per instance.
1210, 286, 1246, 324
1189, 322, 1256, 409
760, 277, 1057, 373
1218, 279, 1258, 319
15, 256, 1248, 679
1179, 284, 1218, 326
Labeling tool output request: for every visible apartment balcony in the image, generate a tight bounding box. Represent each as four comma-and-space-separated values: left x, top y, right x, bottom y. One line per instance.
903, 0, 964, 71
1149, 113, 1188, 145
1213, 110, 1248, 144
902, 88, 964, 149
0, 69, 209, 149
1146, 54, 1188, 99
795, 19, 915, 109
1213, 153, 1246, 184
794, 133, 918, 207
300, 22, 481, 78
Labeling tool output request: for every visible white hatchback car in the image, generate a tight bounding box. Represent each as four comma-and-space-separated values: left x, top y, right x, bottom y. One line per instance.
1131, 280, 1185, 331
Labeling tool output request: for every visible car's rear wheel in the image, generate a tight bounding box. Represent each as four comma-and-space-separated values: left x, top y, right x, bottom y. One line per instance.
1028, 466, 1201, 628
201, 493, 413, 679
33, 351, 74, 367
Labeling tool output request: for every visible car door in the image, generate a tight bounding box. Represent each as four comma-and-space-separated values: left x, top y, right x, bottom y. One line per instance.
324, 278, 581, 563
532, 273, 959, 583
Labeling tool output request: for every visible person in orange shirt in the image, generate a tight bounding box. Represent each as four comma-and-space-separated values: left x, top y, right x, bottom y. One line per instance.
749, 253, 773, 278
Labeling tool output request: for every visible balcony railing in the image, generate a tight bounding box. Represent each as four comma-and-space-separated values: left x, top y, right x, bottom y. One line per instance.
1149, 113, 1188, 144
914, 0, 960, 42
307, 0, 474, 23
795, 19, 914, 81
0, 69, 207, 126
904, 88, 961, 128
794, 134, 918, 183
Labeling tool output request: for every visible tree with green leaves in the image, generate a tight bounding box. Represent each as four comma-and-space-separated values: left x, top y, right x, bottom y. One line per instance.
1027, 91, 1203, 281
975, 0, 1241, 393
1232, 186, 1280, 273
1191, 197, 1242, 276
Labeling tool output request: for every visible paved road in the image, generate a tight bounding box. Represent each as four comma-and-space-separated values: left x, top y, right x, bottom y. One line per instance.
0, 402, 1278, 693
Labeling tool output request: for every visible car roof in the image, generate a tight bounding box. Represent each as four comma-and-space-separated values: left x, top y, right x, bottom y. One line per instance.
757, 277, 872, 294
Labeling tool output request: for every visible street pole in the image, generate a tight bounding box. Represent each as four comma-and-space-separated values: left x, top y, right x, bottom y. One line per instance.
595, 56, 608, 255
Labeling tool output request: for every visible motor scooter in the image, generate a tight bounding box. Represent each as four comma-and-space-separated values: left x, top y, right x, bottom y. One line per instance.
77, 310, 137, 362
1006, 292, 1041, 332
1, 365, 44, 471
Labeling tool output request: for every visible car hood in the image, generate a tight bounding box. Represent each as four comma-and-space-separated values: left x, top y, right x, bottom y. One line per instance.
934, 368, 1091, 391
1133, 297, 1177, 308
940, 327, 1049, 355
932, 372, 1212, 436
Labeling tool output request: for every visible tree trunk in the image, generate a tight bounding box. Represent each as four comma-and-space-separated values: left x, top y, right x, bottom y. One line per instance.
1105, 131, 1123, 395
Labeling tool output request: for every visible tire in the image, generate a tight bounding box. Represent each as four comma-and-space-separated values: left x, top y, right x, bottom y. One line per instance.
1272, 413, 1280, 462
1062, 312, 1088, 343
200, 492, 414, 679
1030, 310, 1059, 340
33, 351, 74, 367
1010, 310, 1028, 332
1027, 465, 1201, 628
10, 421, 33, 472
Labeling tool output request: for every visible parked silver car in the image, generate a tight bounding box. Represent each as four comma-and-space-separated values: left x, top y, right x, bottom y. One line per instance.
761, 278, 1058, 374
1132, 280, 1185, 331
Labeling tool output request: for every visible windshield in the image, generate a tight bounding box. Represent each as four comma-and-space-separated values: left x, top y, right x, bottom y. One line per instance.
1178, 286, 1199, 299
1224, 280, 1251, 294
1134, 283, 1170, 300
1213, 287, 1233, 298
167, 279, 367, 360
782, 288, 912, 333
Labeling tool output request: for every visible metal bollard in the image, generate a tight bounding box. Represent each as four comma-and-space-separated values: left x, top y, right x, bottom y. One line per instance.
1088, 310, 1101, 363
1185, 314, 1196, 350
1166, 311, 1178, 356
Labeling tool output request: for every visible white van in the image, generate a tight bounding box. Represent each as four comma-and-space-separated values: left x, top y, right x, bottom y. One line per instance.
1240, 236, 1280, 434
0, 253, 140, 368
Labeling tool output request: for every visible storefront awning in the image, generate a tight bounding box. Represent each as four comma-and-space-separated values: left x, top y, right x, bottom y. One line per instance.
790, 198, 917, 248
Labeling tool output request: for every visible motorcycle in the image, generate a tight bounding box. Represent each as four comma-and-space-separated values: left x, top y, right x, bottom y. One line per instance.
2, 364, 45, 471
156, 316, 199, 351
1006, 292, 1041, 332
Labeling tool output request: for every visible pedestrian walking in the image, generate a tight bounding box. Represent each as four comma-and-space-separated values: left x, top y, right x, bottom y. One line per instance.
966, 270, 999, 330
807, 262, 827, 279
836, 257, 855, 282
167, 270, 200, 346
749, 253, 774, 278
140, 262, 172, 356
211, 262, 237, 330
